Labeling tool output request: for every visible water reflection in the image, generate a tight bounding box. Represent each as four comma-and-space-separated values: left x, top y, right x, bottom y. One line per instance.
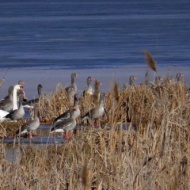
3, 122, 136, 144
2, 122, 136, 164
3, 123, 66, 164
3, 124, 66, 144
5, 144, 21, 165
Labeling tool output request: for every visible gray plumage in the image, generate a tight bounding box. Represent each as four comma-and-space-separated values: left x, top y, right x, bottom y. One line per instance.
176, 73, 184, 82
82, 93, 106, 122
51, 107, 77, 139
129, 76, 137, 86
53, 94, 80, 124
23, 84, 43, 108
65, 73, 78, 103
16, 106, 40, 138
2, 86, 14, 100
0, 86, 14, 111
83, 76, 94, 96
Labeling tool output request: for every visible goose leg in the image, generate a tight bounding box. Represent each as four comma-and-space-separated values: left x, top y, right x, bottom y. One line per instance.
29, 132, 33, 139
94, 119, 100, 128
64, 131, 69, 140
64, 131, 74, 140
90, 119, 95, 127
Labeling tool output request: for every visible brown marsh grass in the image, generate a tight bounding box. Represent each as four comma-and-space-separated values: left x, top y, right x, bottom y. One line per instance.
0, 77, 190, 189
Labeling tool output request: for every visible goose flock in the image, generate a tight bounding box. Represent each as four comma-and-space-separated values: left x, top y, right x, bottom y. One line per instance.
0, 73, 107, 140
0, 72, 186, 140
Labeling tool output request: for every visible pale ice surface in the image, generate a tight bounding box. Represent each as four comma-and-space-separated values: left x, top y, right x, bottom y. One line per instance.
0, 65, 190, 100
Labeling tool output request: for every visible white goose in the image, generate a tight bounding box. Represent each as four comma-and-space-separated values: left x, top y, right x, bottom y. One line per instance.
5, 98, 25, 121
0, 84, 22, 121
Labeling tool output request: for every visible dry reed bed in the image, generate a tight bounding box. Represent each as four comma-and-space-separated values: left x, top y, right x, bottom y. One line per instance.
0, 126, 189, 189
0, 81, 190, 189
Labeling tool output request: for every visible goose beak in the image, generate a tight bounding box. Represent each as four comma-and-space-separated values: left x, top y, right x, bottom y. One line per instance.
73, 106, 77, 111
20, 86, 25, 91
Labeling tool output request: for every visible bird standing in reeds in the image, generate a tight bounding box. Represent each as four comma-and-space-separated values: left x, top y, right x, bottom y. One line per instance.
129, 76, 137, 86
65, 73, 78, 94
65, 73, 78, 105
23, 84, 43, 108
83, 76, 94, 97
53, 94, 80, 125
50, 106, 77, 139
176, 73, 184, 83
82, 93, 106, 128
16, 105, 40, 139
0, 86, 14, 112
155, 76, 163, 86
0, 84, 24, 121
5, 97, 25, 121
144, 70, 155, 87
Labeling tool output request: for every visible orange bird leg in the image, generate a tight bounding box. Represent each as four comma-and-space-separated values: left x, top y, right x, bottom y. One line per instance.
90, 120, 93, 127
94, 119, 100, 128
64, 131, 69, 140
64, 131, 74, 140
29, 132, 33, 139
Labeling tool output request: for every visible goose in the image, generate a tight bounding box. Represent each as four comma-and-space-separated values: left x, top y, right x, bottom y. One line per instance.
0, 84, 22, 121
0, 110, 9, 120
0, 78, 5, 89
0, 86, 14, 111
144, 71, 154, 87
5, 97, 25, 121
176, 73, 184, 83
17, 80, 27, 101
51, 106, 77, 139
82, 93, 106, 128
129, 76, 137, 86
155, 76, 163, 86
53, 94, 80, 124
16, 105, 40, 139
1, 85, 13, 100
83, 76, 94, 96
66, 86, 76, 105
23, 84, 43, 108
144, 71, 150, 86
65, 73, 78, 103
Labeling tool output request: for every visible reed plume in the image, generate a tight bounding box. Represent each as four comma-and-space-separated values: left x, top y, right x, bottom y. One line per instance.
144, 50, 157, 73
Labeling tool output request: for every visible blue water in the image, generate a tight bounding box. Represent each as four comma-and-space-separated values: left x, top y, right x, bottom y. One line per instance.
0, 0, 190, 69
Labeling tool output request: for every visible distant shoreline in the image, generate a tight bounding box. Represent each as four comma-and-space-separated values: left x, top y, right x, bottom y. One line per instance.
0, 65, 190, 99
